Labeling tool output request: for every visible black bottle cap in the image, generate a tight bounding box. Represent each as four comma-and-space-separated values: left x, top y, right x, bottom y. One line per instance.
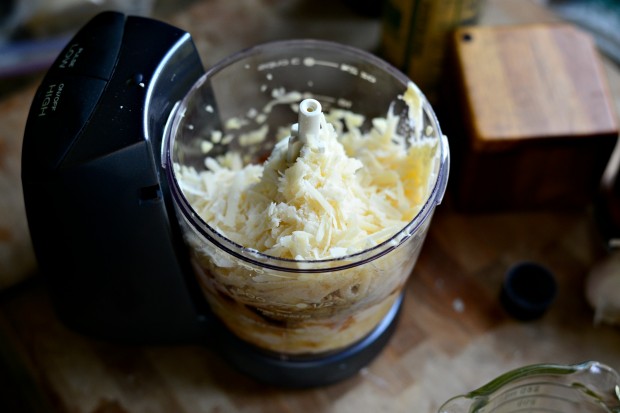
500, 262, 557, 321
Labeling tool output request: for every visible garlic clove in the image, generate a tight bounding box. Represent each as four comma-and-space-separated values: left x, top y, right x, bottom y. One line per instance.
586, 250, 620, 326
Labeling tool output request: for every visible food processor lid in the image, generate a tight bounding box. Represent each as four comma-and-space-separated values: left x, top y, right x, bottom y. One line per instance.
21, 11, 210, 342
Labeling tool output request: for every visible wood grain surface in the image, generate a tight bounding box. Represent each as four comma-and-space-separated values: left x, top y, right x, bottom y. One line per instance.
2, 202, 620, 413
0, 85, 38, 290
1, 0, 620, 412
454, 23, 617, 144
448, 22, 619, 211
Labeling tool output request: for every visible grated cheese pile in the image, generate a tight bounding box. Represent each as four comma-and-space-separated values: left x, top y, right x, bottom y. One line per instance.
175, 83, 438, 260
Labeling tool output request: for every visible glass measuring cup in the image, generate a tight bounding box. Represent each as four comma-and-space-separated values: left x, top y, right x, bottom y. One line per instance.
164, 39, 449, 357
438, 361, 620, 413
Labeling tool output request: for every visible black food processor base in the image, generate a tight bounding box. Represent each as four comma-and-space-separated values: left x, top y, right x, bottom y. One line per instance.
211, 293, 403, 388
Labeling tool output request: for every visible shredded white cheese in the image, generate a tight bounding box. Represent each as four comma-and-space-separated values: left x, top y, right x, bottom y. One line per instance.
175, 82, 438, 260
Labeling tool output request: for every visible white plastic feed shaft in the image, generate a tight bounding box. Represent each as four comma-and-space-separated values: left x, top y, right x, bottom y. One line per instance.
287, 98, 322, 162
298, 98, 322, 144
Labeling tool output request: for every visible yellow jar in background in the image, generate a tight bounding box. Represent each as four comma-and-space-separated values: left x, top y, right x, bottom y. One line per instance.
380, 0, 483, 104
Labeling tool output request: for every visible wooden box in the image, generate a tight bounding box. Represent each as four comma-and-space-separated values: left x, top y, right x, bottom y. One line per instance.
449, 23, 618, 211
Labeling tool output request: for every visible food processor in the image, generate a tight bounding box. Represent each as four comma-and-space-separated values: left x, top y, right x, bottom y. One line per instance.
21, 11, 449, 387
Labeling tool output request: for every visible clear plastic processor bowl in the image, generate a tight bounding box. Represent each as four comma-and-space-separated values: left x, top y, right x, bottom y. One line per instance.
164, 39, 449, 356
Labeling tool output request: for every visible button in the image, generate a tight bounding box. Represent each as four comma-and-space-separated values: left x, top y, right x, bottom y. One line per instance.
22, 74, 107, 179
49, 11, 125, 81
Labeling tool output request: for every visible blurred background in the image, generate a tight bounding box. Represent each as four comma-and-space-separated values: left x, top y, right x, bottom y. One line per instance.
1, 0, 617, 98
0, 0, 386, 97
